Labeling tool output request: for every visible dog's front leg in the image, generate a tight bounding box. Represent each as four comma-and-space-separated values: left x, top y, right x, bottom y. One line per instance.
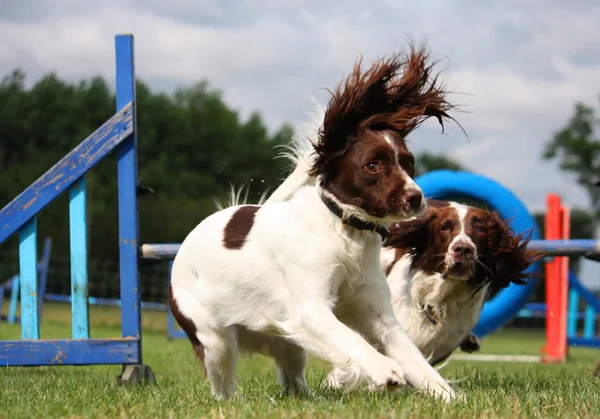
350, 276, 458, 402
279, 301, 407, 391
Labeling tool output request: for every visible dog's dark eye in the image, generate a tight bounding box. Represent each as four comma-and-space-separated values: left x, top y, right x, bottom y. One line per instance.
365, 162, 381, 173
476, 226, 487, 235
440, 223, 451, 232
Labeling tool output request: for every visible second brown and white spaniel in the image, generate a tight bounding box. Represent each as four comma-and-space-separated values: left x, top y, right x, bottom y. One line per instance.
383, 199, 538, 363
326, 199, 540, 387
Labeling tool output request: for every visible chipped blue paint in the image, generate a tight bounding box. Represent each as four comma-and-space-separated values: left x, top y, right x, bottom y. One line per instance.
0, 338, 140, 366
0, 103, 134, 245
0, 34, 148, 373
115, 35, 143, 359
69, 178, 90, 339
19, 218, 39, 340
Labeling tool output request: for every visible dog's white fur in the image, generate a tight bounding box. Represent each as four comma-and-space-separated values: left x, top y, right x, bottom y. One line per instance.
262, 100, 323, 205
171, 100, 457, 402
382, 246, 486, 363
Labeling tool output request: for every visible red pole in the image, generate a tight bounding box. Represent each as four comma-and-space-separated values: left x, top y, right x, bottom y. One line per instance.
542, 193, 568, 362
559, 205, 570, 358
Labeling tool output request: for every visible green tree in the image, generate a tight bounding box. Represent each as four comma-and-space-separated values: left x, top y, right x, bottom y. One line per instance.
414, 151, 467, 176
543, 101, 600, 219
0, 69, 291, 299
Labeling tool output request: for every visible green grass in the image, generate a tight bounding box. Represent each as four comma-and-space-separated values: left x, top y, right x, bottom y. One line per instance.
1, 302, 599, 418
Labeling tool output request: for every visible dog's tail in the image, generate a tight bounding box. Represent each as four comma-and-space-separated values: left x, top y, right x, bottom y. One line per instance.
262, 99, 325, 205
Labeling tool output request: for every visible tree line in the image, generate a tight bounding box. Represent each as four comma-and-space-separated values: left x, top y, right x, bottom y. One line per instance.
0, 69, 597, 303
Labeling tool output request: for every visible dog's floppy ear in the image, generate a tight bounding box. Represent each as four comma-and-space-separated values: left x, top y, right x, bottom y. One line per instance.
486, 211, 541, 290
384, 207, 437, 253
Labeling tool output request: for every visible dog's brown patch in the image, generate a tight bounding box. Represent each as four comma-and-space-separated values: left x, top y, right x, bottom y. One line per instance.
223, 205, 260, 249
168, 283, 205, 365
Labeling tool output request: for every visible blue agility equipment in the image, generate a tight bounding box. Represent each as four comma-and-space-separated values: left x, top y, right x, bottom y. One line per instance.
0, 34, 154, 384
0, 237, 52, 324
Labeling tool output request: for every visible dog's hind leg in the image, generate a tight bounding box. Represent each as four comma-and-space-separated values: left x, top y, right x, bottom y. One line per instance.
236, 327, 308, 396
272, 340, 308, 396
199, 325, 239, 400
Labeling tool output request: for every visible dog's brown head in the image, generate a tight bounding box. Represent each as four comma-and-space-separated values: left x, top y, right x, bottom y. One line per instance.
385, 199, 541, 292
308, 44, 457, 225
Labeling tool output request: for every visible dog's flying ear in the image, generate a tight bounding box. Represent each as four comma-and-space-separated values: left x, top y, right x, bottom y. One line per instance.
486, 211, 542, 291
384, 207, 437, 251
309, 43, 457, 179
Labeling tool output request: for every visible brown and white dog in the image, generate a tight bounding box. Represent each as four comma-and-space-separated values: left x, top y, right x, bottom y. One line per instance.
366, 199, 538, 367
169, 46, 460, 401
324, 200, 540, 388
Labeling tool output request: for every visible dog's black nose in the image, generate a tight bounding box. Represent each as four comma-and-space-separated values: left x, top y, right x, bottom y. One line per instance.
453, 241, 474, 257
406, 190, 423, 210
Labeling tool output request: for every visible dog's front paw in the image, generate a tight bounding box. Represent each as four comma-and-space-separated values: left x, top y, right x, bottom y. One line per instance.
366, 356, 407, 392
459, 333, 481, 353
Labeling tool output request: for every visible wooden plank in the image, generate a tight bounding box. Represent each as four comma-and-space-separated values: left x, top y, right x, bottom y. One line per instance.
0, 338, 139, 366
69, 178, 90, 339
0, 102, 134, 245
568, 337, 600, 348
115, 34, 143, 348
19, 218, 39, 340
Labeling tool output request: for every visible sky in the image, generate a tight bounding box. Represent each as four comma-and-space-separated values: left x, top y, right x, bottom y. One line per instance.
2, 1, 600, 259
2, 0, 600, 212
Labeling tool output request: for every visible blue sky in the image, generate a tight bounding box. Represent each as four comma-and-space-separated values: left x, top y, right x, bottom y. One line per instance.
1, 0, 599, 213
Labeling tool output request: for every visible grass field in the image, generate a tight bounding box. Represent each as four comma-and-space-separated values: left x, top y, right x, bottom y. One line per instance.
1, 302, 599, 418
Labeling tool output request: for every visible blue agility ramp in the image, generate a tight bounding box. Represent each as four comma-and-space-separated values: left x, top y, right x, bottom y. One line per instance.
0, 34, 154, 384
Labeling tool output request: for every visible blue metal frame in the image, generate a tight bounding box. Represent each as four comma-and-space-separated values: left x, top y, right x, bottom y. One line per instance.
0, 34, 149, 370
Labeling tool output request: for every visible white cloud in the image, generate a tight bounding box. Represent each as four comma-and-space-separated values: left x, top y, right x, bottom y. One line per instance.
0, 0, 599, 215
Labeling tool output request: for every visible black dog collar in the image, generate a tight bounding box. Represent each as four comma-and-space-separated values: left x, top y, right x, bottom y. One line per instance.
319, 192, 388, 240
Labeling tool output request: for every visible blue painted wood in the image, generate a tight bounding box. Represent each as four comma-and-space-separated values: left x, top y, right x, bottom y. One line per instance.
69, 178, 90, 339
8, 275, 19, 323
0, 338, 140, 366
568, 337, 600, 348
567, 289, 579, 338
115, 34, 142, 351
37, 237, 53, 319
0, 103, 134, 246
584, 306, 595, 339
44, 293, 167, 311
568, 273, 600, 313
19, 218, 39, 339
